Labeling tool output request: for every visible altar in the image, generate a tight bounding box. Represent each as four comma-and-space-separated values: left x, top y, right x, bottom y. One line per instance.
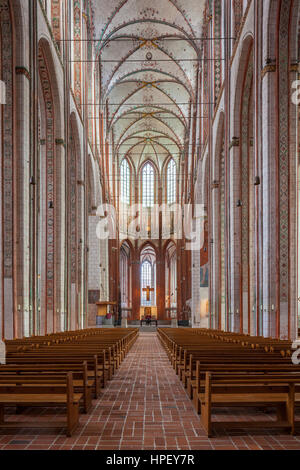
139, 306, 157, 320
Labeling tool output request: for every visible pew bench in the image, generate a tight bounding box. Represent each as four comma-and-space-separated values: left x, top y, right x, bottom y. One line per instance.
5, 356, 103, 398
0, 363, 93, 414
0, 372, 81, 436
200, 372, 299, 437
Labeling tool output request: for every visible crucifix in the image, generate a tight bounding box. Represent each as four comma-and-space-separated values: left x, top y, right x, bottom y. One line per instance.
142, 285, 154, 302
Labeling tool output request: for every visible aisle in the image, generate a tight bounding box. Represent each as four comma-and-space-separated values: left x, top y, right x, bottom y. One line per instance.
1, 333, 300, 450
76, 332, 206, 450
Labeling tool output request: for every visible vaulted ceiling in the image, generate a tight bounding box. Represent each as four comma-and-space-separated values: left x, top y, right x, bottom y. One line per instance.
91, 0, 205, 173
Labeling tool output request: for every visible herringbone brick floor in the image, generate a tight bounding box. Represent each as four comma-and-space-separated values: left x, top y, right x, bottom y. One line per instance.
1, 333, 300, 450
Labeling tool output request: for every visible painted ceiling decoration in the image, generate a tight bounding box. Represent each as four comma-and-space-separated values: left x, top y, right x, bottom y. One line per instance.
91, 0, 205, 174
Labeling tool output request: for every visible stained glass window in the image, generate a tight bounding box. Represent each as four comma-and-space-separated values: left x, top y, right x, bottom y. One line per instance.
167, 159, 176, 204
120, 159, 130, 204
141, 261, 155, 306
142, 162, 155, 208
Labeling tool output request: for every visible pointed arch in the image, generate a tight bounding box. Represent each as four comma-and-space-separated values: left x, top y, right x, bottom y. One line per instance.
166, 158, 177, 204
120, 157, 131, 205
37, 38, 64, 335
140, 160, 156, 208
140, 244, 156, 306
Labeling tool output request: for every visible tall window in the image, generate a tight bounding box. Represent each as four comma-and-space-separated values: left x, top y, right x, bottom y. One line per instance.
141, 261, 152, 305
120, 159, 130, 204
140, 245, 156, 306
141, 261, 156, 306
142, 162, 155, 207
167, 159, 176, 204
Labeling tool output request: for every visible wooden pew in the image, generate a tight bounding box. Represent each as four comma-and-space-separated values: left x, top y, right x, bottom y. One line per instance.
200, 372, 299, 437
0, 362, 93, 413
0, 327, 139, 438
0, 372, 80, 436
158, 328, 300, 436
192, 362, 300, 413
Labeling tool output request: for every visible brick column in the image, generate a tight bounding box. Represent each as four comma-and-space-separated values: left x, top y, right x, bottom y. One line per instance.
131, 246, 140, 322
156, 252, 165, 321
87, 214, 101, 326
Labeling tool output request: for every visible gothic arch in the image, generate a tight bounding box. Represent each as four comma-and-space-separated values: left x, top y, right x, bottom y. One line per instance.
229, 35, 255, 334
232, 35, 254, 137
119, 156, 134, 205
139, 240, 158, 257
162, 156, 177, 204
139, 160, 159, 207
37, 38, 64, 334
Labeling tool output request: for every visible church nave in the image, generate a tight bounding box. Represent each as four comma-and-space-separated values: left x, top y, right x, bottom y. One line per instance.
1, 333, 300, 451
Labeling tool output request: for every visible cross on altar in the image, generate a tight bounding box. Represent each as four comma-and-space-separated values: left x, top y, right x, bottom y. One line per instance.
142, 285, 154, 302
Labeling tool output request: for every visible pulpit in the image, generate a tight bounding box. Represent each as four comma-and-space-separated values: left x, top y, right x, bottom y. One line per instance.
95, 301, 116, 327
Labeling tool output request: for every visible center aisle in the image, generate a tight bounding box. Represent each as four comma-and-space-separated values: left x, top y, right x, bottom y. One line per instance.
79, 332, 204, 450
48, 333, 300, 450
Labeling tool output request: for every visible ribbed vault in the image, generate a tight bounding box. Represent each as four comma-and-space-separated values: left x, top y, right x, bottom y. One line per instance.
92, 0, 205, 175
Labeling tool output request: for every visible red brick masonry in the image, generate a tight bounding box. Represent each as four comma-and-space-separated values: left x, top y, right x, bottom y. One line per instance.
1, 333, 300, 450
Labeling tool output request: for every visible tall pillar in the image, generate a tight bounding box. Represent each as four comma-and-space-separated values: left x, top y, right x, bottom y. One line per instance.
228, 139, 242, 332
131, 246, 140, 322
87, 213, 101, 327
156, 251, 165, 321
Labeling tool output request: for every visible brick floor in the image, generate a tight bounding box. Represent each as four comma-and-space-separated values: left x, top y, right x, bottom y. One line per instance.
0, 333, 300, 450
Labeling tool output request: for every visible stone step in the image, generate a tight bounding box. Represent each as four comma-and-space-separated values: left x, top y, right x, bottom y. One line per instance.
139, 326, 157, 333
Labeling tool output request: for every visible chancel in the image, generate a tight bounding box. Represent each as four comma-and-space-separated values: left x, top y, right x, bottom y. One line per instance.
0, 0, 299, 452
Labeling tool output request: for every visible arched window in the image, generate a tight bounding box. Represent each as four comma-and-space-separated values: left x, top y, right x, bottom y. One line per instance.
140, 245, 156, 306
141, 261, 152, 304
120, 159, 130, 204
142, 162, 155, 207
167, 159, 176, 204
